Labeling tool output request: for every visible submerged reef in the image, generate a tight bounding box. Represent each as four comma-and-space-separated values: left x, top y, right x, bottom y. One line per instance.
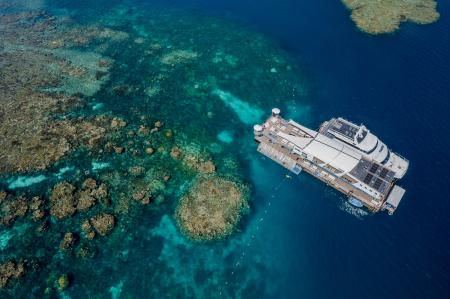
0, 260, 25, 288
0, 1, 307, 297
0, 12, 117, 174
89, 213, 115, 236
0, 193, 28, 226
175, 176, 249, 241
342, 0, 440, 34
50, 182, 77, 219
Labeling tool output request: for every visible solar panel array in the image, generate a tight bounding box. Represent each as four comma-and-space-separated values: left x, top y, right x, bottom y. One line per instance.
363, 173, 373, 184
331, 120, 358, 139
373, 178, 383, 190
370, 164, 379, 173
379, 168, 389, 179
350, 158, 396, 195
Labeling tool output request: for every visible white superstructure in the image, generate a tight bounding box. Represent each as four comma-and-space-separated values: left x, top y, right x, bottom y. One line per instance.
254, 109, 409, 214
319, 118, 408, 179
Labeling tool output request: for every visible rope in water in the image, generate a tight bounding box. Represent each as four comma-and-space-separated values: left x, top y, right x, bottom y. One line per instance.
219, 173, 292, 297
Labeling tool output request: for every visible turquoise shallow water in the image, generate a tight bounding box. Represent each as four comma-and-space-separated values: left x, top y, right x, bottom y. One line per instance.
1, 0, 450, 298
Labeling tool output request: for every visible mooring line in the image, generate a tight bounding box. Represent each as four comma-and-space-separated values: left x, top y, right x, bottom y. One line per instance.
220, 173, 292, 296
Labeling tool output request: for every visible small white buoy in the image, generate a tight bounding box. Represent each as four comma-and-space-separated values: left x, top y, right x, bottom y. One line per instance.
253, 124, 263, 132
272, 107, 281, 116
253, 124, 263, 136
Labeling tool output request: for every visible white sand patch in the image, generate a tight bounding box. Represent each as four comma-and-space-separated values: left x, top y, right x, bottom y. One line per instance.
92, 103, 105, 111
212, 89, 264, 125
92, 161, 110, 171
7, 174, 47, 189
1, 222, 31, 251
0, 230, 12, 251
217, 130, 234, 143
54, 166, 75, 179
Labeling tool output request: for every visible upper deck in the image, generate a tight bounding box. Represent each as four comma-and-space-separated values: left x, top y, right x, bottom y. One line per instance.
320, 117, 409, 179
320, 118, 377, 152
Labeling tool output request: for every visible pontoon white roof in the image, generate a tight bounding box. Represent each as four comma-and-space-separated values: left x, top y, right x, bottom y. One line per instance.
303, 136, 361, 172
278, 128, 363, 173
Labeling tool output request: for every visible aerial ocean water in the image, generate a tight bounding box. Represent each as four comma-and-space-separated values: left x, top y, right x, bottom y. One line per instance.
1, 0, 449, 298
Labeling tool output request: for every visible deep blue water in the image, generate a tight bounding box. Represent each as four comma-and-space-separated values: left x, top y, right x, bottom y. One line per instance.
158, 0, 450, 298
2, 0, 450, 298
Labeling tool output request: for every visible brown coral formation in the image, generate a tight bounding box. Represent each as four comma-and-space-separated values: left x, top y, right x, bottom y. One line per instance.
132, 190, 151, 205
50, 182, 77, 219
0, 10, 128, 48
57, 274, 70, 291
0, 50, 108, 174
0, 192, 48, 226
75, 245, 96, 259
0, 10, 124, 174
59, 233, 76, 250
0, 260, 25, 288
128, 166, 146, 176
145, 147, 155, 155
81, 220, 96, 240
50, 179, 109, 219
161, 49, 198, 65
110, 117, 127, 129
0, 191, 6, 203
175, 176, 249, 241
30, 196, 45, 221
170, 147, 183, 159
76, 178, 109, 211
89, 213, 115, 236
182, 154, 216, 174
0, 194, 28, 226
76, 193, 96, 212
342, 0, 440, 34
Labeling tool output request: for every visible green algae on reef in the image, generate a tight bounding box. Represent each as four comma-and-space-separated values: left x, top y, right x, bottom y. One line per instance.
0, 1, 308, 297
342, 0, 440, 34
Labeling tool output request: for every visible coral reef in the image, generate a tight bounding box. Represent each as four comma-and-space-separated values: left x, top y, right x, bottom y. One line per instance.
81, 220, 96, 240
182, 153, 216, 174
175, 176, 249, 241
0, 1, 307, 296
90, 213, 115, 236
50, 182, 77, 219
30, 196, 45, 221
0, 9, 125, 174
0, 193, 28, 226
75, 245, 96, 259
0, 260, 25, 288
161, 50, 198, 65
342, 0, 440, 34
50, 179, 109, 219
77, 178, 109, 210
59, 233, 76, 250
57, 274, 70, 291
110, 117, 127, 129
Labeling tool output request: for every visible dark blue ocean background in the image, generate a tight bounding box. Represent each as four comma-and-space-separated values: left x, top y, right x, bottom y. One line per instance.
142, 1, 450, 298
2, 0, 450, 298
147, 1, 450, 298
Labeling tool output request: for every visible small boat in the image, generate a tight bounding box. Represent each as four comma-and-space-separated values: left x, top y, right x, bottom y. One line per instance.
348, 197, 364, 208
